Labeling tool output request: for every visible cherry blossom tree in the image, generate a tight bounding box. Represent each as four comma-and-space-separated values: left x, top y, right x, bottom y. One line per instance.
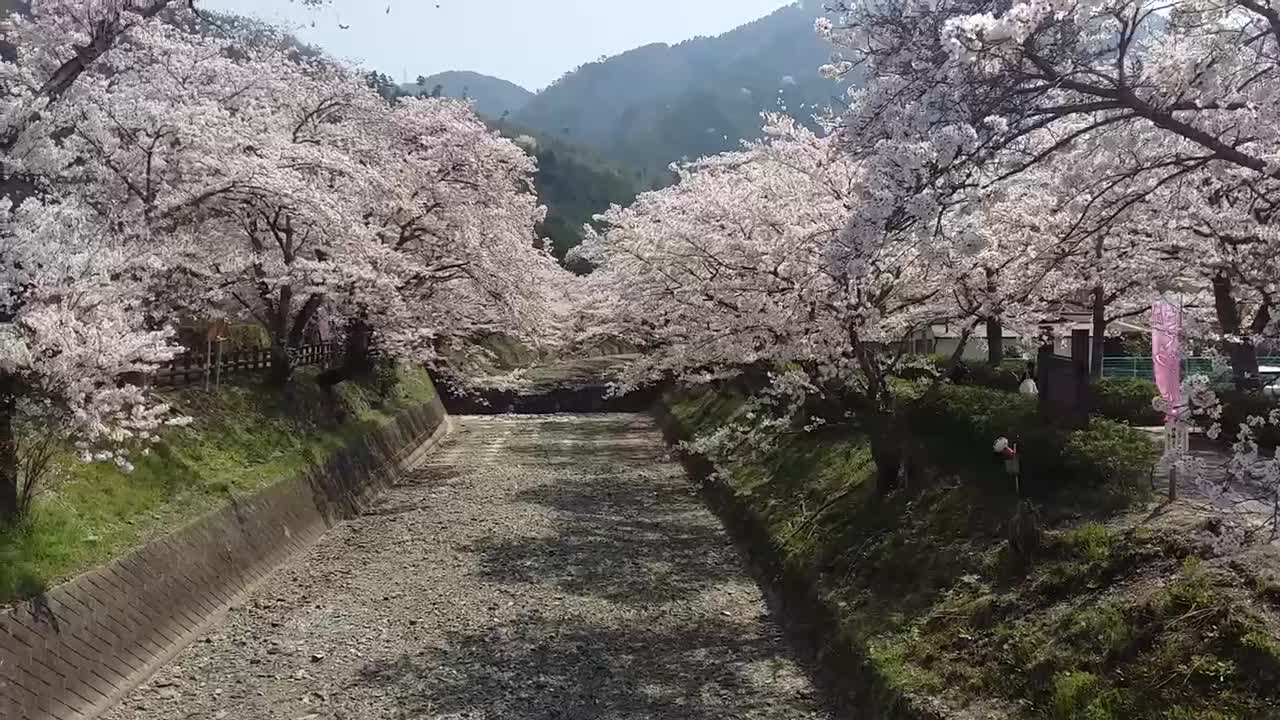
323, 96, 562, 384
821, 0, 1280, 384
0, 2, 224, 521
0, 1, 560, 520
939, 156, 1084, 365
0, 195, 186, 521
14, 12, 389, 383
17, 8, 563, 386
580, 115, 963, 489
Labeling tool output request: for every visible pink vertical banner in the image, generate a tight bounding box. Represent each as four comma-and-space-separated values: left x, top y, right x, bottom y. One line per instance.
1151, 298, 1182, 425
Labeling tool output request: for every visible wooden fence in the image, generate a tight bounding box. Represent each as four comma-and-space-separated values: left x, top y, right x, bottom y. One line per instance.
151, 342, 340, 388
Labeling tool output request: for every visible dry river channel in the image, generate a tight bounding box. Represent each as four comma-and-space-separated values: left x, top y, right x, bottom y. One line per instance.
102, 414, 834, 720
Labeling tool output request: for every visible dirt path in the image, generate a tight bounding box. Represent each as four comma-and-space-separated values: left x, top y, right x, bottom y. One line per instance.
1142, 430, 1278, 539
102, 414, 831, 720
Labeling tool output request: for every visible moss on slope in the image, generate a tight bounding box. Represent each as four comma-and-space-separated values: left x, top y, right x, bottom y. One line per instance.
668, 385, 1280, 720
0, 365, 437, 605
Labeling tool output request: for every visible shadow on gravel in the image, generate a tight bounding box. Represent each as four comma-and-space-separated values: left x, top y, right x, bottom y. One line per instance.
354, 613, 817, 719
469, 474, 741, 605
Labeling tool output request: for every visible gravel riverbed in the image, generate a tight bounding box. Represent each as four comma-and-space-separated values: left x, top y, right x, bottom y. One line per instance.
102, 414, 832, 720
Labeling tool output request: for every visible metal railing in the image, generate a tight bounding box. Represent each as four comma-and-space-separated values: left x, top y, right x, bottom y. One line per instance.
1101, 356, 1280, 380
151, 342, 341, 388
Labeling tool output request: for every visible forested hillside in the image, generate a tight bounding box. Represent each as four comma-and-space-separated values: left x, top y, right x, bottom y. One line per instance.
489, 122, 645, 266
512, 2, 841, 173
414, 2, 841, 176
400, 70, 535, 119
397, 1, 843, 258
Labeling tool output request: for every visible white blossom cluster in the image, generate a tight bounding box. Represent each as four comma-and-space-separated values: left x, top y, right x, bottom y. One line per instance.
0, 1, 571, 477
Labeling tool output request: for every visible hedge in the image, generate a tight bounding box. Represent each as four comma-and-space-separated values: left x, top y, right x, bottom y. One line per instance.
927, 354, 1030, 393
1091, 377, 1164, 427
1201, 388, 1280, 449
906, 385, 1159, 499
1092, 378, 1280, 448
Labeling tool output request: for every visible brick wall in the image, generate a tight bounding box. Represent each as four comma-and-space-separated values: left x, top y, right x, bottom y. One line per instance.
0, 398, 450, 720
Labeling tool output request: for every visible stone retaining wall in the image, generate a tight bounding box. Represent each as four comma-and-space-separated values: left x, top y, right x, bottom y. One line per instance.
0, 398, 450, 720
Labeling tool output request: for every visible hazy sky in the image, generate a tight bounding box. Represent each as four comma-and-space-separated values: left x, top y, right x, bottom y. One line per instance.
202, 0, 795, 91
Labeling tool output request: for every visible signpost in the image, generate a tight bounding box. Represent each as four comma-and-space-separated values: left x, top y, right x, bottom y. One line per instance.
1152, 297, 1187, 500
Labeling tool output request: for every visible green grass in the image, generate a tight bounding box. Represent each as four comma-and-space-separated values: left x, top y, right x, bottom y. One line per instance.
668, 383, 1280, 720
0, 364, 436, 606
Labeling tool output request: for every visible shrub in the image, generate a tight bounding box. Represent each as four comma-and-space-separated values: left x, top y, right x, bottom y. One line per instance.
927, 354, 1028, 392
907, 385, 1157, 500
1065, 419, 1160, 488
969, 361, 1028, 392
1091, 377, 1163, 426
1050, 671, 1115, 720
1205, 389, 1280, 449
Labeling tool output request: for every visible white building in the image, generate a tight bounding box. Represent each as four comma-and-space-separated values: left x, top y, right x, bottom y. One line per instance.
907, 314, 1147, 363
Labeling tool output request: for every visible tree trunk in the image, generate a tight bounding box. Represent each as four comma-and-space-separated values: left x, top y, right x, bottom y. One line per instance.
267, 344, 293, 386
0, 375, 19, 524
1090, 285, 1106, 380
986, 317, 1004, 366
286, 294, 325, 350
344, 319, 374, 375
315, 319, 374, 390
984, 267, 1004, 366
266, 286, 294, 387
1212, 272, 1261, 388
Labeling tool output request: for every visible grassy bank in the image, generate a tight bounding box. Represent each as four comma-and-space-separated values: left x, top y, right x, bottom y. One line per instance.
0, 365, 437, 606
667, 385, 1280, 720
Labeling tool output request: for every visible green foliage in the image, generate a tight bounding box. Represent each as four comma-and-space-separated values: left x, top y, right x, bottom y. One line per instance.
1163, 709, 1235, 720
928, 354, 1029, 392
1166, 557, 1216, 613
404, 70, 534, 118
491, 121, 643, 264
1066, 419, 1160, 489
1035, 524, 1121, 595
1092, 377, 1164, 426
364, 70, 407, 102
928, 362, 1167, 429
666, 381, 1279, 720
1051, 671, 1116, 720
907, 385, 1158, 502
1205, 389, 1280, 448
512, 4, 837, 176
0, 365, 436, 606
968, 362, 1028, 392
1238, 630, 1280, 686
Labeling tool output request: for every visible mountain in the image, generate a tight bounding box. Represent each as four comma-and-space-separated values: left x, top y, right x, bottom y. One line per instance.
403, 2, 843, 258
511, 2, 843, 173
401, 71, 535, 119
488, 120, 645, 269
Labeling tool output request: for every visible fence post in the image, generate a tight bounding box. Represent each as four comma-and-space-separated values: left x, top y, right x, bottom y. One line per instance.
215, 338, 225, 389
